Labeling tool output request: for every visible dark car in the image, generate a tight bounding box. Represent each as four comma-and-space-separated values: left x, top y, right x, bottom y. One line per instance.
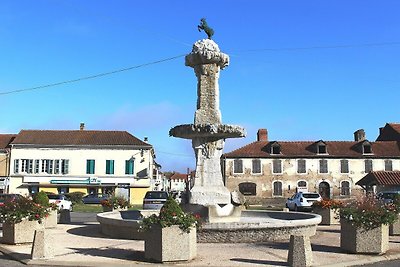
376, 191, 400, 204
82, 194, 110, 204
0, 194, 24, 206
143, 191, 168, 209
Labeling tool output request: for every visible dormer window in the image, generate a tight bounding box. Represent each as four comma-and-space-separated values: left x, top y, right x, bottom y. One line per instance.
362, 141, 373, 154
316, 141, 327, 154
271, 142, 281, 154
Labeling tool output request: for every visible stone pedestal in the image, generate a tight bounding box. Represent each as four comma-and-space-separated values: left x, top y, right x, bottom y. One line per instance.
31, 229, 54, 259
44, 210, 58, 228
287, 235, 313, 267
59, 210, 71, 224
390, 215, 400, 236
313, 208, 340, 225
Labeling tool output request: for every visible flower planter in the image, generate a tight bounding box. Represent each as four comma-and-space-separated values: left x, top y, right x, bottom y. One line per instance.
313, 208, 340, 225
1, 219, 44, 245
340, 220, 389, 254
390, 214, 400, 236
44, 210, 58, 228
145, 225, 197, 262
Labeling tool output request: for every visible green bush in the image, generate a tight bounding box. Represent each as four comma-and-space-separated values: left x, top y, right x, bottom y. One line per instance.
66, 192, 85, 204
33, 191, 49, 206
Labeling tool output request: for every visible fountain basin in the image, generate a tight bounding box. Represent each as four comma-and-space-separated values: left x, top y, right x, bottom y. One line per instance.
169, 124, 246, 139
97, 210, 321, 243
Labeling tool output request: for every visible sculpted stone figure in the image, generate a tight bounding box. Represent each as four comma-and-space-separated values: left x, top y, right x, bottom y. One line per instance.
198, 18, 214, 39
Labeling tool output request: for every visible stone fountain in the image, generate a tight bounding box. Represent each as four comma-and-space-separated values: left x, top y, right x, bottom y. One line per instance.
97, 28, 321, 265
169, 39, 246, 222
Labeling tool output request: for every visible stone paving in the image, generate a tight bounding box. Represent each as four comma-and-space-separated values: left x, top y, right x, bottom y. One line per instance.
1, 223, 400, 266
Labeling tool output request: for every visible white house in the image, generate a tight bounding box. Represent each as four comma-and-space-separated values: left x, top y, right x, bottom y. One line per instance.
8, 127, 156, 204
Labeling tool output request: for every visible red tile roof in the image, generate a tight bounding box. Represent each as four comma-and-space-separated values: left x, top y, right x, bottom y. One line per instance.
0, 134, 16, 150
11, 130, 150, 147
356, 171, 400, 186
389, 123, 400, 133
170, 172, 189, 181
224, 140, 400, 158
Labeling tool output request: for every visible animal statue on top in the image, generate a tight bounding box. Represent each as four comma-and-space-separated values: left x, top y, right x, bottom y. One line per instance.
198, 18, 214, 39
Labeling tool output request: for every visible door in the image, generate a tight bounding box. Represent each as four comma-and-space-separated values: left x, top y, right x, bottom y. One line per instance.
319, 181, 330, 199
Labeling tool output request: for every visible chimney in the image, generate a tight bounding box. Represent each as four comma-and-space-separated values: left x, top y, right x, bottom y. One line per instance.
144, 136, 148, 142
354, 129, 366, 142
257, 129, 268, 141
379, 127, 384, 135
80, 123, 85, 131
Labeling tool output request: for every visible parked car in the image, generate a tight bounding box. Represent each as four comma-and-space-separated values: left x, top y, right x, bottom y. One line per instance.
376, 191, 400, 204
82, 194, 110, 204
143, 191, 168, 210
286, 192, 322, 211
0, 194, 24, 207
47, 194, 73, 211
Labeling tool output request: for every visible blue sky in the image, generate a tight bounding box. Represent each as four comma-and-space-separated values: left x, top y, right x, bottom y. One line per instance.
1, 1, 399, 172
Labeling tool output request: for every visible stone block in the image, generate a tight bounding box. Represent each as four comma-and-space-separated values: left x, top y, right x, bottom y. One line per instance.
340, 220, 389, 254
287, 235, 313, 267
31, 229, 54, 259
145, 225, 196, 262
390, 215, 400, 236
59, 210, 71, 224
313, 208, 340, 225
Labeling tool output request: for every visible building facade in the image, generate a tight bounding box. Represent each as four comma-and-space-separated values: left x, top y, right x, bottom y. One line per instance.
223, 126, 400, 204
0, 134, 16, 193
8, 128, 156, 204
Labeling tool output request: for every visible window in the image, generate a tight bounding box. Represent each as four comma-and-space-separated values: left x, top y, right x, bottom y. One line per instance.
297, 159, 306, 174
272, 159, 282, 174
271, 144, 281, 154
125, 159, 134, 175
106, 160, 115, 174
14, 159, 19, 174
365, 159, 373, 173
363, 144, 372, 154
273, 181, 283, 196
297, 180, 307, 190
385, 160, 393, 171
34, 160, 40, 174
319, 159, 328, 173
54, 160, 60, 174
233, 159, 243, 174
46, 160, 53, 174
239, 182, 256, 195
252, 159, 261, 174
340, 181, 350, 196
340, 159, 349, 174
41, 159, 46, 173
21, 159, 27, 173
58, 187, 69, 194
86, 159, 95, 174
28, 185, 39, 195
317, 144, 327, 154
61, 160, 69, 174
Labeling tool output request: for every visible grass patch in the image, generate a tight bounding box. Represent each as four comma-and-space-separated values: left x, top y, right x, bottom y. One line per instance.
73, 203, 103, 213
72, 203, 143, 213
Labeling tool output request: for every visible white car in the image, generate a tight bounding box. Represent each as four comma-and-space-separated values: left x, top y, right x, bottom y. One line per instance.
286, 192, 322, 211
48, 194, 73, 211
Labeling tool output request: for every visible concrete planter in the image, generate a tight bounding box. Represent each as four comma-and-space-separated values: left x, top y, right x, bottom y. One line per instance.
1, 219, 44, 244
340, 220, 389, 254
313, 208, 340, 225
44, 210, 58, 228
145, 225, 197, 262
390, 214, 400, 236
